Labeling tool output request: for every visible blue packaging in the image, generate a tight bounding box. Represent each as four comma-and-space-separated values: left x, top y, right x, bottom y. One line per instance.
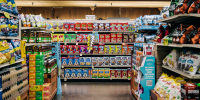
61, 57, 67, 66
85, 57, 92, 66
77, 68, 83, 78
67, 55, 74, 66
74, 55, 79, 66
79, 57, 86, 66
64, 68, 71, 78
71, 68, 77, 78
82, 68, 88, 78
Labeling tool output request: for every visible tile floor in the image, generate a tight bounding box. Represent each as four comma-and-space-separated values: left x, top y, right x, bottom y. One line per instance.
55, 82, 135, 100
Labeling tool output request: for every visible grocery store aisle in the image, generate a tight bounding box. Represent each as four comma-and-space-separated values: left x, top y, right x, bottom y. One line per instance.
56, 82, 134, 100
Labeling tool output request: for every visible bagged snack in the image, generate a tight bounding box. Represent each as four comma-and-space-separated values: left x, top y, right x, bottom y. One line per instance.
10, 39, 21, 60
184, 53, 200, 75
180, 25, 196, 44
177, 49, 187, 70
154, 73, 168, 94
181, 50, 192, 71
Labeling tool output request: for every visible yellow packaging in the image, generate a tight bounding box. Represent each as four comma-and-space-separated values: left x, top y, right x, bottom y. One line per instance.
29, 67, 36, 73
58, 34, 64, 42
109, 45, 115, 54
115, 45, 122, 54
104, 68, 110, 78
104, 45, 110, 54
29, 91, 35, 98
29, 73, 36, 79
92, 68, 98, 78
29, 54, 36, 61
29, 85, 43, 91
98, 68, 104, 78
52, 34, 59, 42
29, 79, 36, 85
29, 61, 35, 67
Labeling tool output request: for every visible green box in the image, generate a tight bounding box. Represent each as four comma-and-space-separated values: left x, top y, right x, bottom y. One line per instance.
36, 91, 42, 97
36, 67, 44, 73
64, 34, 71, 43
46, 64, 57, 73
36, 55, 44, 61
36, 72, 44, 79
36, 96, 42, 100
35, 61, 44, 67
36, 79, 44, 85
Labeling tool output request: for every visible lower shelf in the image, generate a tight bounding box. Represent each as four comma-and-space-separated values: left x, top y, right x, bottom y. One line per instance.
61, 78, 130, 80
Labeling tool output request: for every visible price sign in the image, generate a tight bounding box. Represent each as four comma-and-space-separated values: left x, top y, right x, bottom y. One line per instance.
163, 39, 168, 46
76, 43, 78, 45
10, 57, 15, 65
62, 66, 64, 68
92, 66, 94, 69
75, 31, 77, 33
64, 78, 67, 81
3, 11, 10, 19
93, 31, 95, 33
52, 31, 54, 33
65, 31, 67, 33
80, 54, 82, 56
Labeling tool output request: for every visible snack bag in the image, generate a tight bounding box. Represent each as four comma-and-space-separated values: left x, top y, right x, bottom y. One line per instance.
103, 57, 110, 66
104, 45, 110, 54
0, 40, 10, 64
79, 57, 86, 66
110, 57, 116, 66
116, 56, 122, 66
177, 49, 187, 70
85, 57, 92, 66
181, 50, 192, 71
115, 45, 122, 54
105, 34, 111, 43
10, 39, 21, 60
98, 57, 104, 66
154, 73, 168, 95
109, 45, 115, 54
93, 45, 99, 54
168, 48, 179, 69
184, 53, 200, 75
111, 33, 117, 43
98, 45, 104, 54
92, 57, 98, 66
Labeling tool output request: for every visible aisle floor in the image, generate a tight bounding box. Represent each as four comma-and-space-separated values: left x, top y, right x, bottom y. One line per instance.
56, 82, 135, 100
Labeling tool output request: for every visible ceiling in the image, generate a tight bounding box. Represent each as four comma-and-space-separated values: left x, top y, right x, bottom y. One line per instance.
15, 1, 170, 8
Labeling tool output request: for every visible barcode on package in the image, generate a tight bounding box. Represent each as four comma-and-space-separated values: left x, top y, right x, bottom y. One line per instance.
146, 80, 152, 86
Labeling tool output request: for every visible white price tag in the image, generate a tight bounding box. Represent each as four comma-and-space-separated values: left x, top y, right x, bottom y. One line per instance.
75, 31, 77, 33
76, 43, 78, 45
122, 43, 125, 45
92, 66, 94, 69
93, 31, 95, 33
64, 78, 67, 81
62, 66, 64, 68
80, 54, 82, 56
110, 78, 112, 80
52, 31, 54, 33
65, 31, 67, 33
128, 78, 130, 80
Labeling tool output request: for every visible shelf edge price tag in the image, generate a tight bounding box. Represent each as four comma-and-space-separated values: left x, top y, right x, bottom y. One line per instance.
75, 31, 77, 33
93, 31, 95, 33
76, 42, 78, 45
3, 11, 10, 19
65, 31, 67, 33
92, 66, 94, 69
80, 54, 82, 56
10, 57, 15, 65
128, 78, 130, 80
52, 31, 54, 33
62, 66, 64, 68
163, 39, 168, 46
110, 78, 112, 80
64, 78, 67, 81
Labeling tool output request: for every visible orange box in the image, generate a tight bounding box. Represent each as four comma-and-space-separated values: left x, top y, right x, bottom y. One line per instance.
29, 79, 36, 85
29, 91, 35, 98
29, 67, 36, 73
29, 73, 36, 79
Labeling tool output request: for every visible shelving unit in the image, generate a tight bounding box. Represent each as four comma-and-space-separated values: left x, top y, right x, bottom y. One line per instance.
61, 53, 131, 56
61, 42, 134, 45
47, 30, 135, 33
26, 43, 52, 46
156, 43, 200, 48
0, 36, 20, 39
0, 10, 18, 18
21, 27, 46, 30
62, 65, 131, 68
0, 58, 24, 69
61, 78, 130, 80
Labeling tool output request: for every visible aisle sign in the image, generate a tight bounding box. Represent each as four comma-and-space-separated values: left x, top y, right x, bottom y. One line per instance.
10, 57, 15, 65
3, 11, 10, 19
163, 39, 168, 46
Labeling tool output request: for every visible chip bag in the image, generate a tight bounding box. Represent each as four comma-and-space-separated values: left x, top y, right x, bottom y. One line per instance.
0, 40, 10, 64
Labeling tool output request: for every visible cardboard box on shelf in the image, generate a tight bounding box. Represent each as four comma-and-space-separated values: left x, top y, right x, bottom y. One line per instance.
20, 91, 28, 100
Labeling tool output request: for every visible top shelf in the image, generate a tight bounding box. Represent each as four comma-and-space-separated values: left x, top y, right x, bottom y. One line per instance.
46, 30, 135, 33
0, 10, 18, 18
156, 14, 200, 24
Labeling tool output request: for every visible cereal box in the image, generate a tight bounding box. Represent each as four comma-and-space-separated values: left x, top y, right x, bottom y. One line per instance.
77, 68, 82, 78
63, 45, 67, 53
99, 34, 105, 43
58, 34, 64, 42
98, 57, 104, 66
67, 45, 73, 54
127, 45, 133, 54
92, 57, 98, 66
122, 23, 128, 32
104, 68, 110, 78
85, 57, 92, 66
73, 45, 79, 54
64, 68, 71, 78
74, 55, 79, 66
52, 34, 58, 42
79, 57, 86, 66
104, 45, 110, 54
76, 34, 82, 43
103, 57, 110, 66
117, 33, 122, 43
111, 33, 117, 43
115, 45, 122, 54
105, 23, 110, 31
92, 68, 98, 78
122, 56, 128, 66
67, 55, 74, 66
110, 69, 116, 78
69, 23, 75, 31
98, 45, 104, 54
75, 22, 81, 31
82, 68, 88, 78
70, 34, 76, 43
81, 23, 87, 31
98, 68, 104, 78
127, 68, 131, 78
82, 34, 88, 43
88, 68, 92, 78
64, 34, 70, 43
94, 34, 99, 43
129, 34, 134, 42
80, 45, 86, 54
109, 45, 115, 54
60, 69, 64, 78
127, 56, 131, 66
99, 23, 104, 31
93, 23, 98, 31
71, 68, 77, 78
110, 57, 116, 66
87, 23, 93, 31
116, 23, 122, 32
122, 45, 128, 54
121, 69, 128, 78
61, 57, 67, 66
63, 22, 69, 31
110, 23, 116, 31
104, 34, 111, 43
123, 33, 129, 43
93, 45, 99, 54
116, 56, 122, 66
116, 69, 121, 78
60, 45, 64, 53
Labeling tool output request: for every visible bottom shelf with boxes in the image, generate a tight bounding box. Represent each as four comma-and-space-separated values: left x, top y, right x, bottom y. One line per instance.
60, 68, 132, 79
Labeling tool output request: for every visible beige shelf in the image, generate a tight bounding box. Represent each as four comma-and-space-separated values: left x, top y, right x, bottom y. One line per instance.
26, 43, 52, 46
0, 10, 18, 18
156, 43, 200, 48
0, 58, 24, 69
61, 53, 131, 56
61, 78, 130, 80
62, 65, 131, 68
0, 36, 20, 39
21, 27, 46, 30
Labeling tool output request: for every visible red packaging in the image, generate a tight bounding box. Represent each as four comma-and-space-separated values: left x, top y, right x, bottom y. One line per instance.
123, 33, 129, 43
116, 23, 122, 32
63, 23, 69, 31
115, 69, 119, 78
99, 23, 104, 31
121, 69, 127, 78
110, 23, 116, 31
75, 22, 81, 31
63, 45, 67, 53
81, 23, 87, 31
111, 33, 117, 43
67, 45, 73, 54
87, 23, 93, 31
69, 23, 75, 31
60, 45, 64, 53
99, 34, 105, 43
127, 69, 131, 78
104, 34, 111, 43
82, 34, 88, 43
122, 23, 128, 32
117, 33, 122, 43
59, 34, 64, 42
110, 69, 116, 78
76, 34, 82, 43
73, 45, 79, 54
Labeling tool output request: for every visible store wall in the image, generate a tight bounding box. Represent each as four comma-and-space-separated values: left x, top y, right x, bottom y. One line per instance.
19, 7, 160, 19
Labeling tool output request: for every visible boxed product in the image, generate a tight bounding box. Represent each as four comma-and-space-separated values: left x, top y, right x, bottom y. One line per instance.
127, 56, 131, 66
104, 45, 110, 54
99, 23, 104, 31
127, 45, 133, 54
104, 68, 110, 78
93, 23, 98, 31
76, 34, 82, 43
82, 34, 88, 43
92, 68, 99, 78
116, 23, 122, 32
98, 57, 104, 66
52, 34, 58, 42
87, 23, 93, 31
110, 69, 116, 78
105, 34, 110, 43
111, 33, 117, 43
105, 23, 110, 31
81, 23, 87, 31
61, 57, 67, 66
75, 22, 81, 31
94, 34, 99, 43
116, 69, 121, 78
93, 45, 99, 54
122, 45, 128, 54
77, 68, 82, 78
63, 22, 69, 31
129, 34, 134, 42
70, 34, 76, 43
121, 69, 127, 78
71, 68, 77, 78
98, 68, 104, 78
127, 68, 131, 78
103, 57, 110, 66
29, 92, 35, 98
67, 55, 74, 66
122, 56, 128, 66
85, 57, 92, 66
79, 57, 86, 66
60, 69, 64, 78
109, 45, 115, 54
29, 73, 36, 79
115, 45, 122, 54
88, 68, 92, 78
181, 83, 200, 100
74, 55, 79, 66
117, 33, 122, 43
110, 57, 116, 66
67, 45, 73, 54
69, 23, 75, 31
73, 45, 79, 54
92, 57, 98, 66
122, 23, 128, 32
64, 68, 71, 78
82, 68, 88, 78
98, 45, 104, 54
110, 23, 116, 31
64, 34, 70, 43
123, 33, 129, 43
58, 34, 64, 42
80, 45, 86, 54
116, 56, 122, 66
99, 34, 105, 43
